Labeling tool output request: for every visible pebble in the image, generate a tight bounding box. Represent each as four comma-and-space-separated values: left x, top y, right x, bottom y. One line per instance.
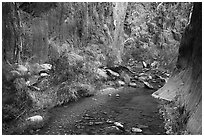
106, 119, 114, 124
87, 122, 94, 126
103, 126, 121, 133
129, 82, 137, 87
58, 125, 63, 128
118, 80, 125, 86
75, 120, 83, 123
83, 117, 93, 120
84, 114, 91, 117
131, 127, 142, 133
94, 121, 104, 125
114, 122, 124, 128
166, 73, 170, 77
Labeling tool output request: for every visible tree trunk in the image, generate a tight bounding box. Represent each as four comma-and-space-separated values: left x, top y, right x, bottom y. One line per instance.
58, 3, 64, 42
31, 18, 49, 63
14, 2, 23, 64
82, 2, 89, 47
2, 2, 22, 64
152, 3, 202, 134
111, 2, 128, 64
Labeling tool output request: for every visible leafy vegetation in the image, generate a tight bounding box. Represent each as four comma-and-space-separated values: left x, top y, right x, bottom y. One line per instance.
2, 2, 192, 134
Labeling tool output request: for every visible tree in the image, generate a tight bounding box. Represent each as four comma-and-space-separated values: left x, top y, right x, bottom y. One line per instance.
2, 2, 23, 63
111, 2, 128, 64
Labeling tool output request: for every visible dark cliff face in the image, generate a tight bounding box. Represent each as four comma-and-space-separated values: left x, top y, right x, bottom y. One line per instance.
177, 3, 202, 71
176, 2, 202, 134
152, 3, 202, 134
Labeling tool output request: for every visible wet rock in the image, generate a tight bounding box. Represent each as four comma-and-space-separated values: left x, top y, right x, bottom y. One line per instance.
107, 81, 115, 86
40, 72, 49, 77
120, 71, 131, 84
118, 80, 125, 86
103, 126, 122, 134
26, 115, 43, 123
100, 87, 116, 95
75, 120, 83, 123
166, 73, 170, 77
84, 114, 91, 117
83, 114, 94, 120
92, 98, 97, 101
58, 125, 63, 128
106, 69, 120, 77
131, 127, 142, 133
26, 75, 40, 86
129, 82, 137, 87
106, 119, 114, 124
96, 68, 109, 78
142, 61, 147, 68
114, 122, 125, 131
143, 81, 154, 89
138, 76, 146, 81
116, 94, 120, 97
114, 122, 124, 128
94, 121, 104, 125
139, 73, 145, 76
83, 117, 93, 120
87, 122, 94, 126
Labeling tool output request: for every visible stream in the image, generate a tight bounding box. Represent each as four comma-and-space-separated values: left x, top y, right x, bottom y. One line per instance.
31, 87, 166, 135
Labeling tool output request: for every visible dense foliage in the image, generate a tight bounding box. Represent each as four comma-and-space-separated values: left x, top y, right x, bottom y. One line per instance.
2, 2, 192, 134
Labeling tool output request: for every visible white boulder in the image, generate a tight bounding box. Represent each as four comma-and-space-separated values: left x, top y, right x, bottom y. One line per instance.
26, 115, 43, 123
